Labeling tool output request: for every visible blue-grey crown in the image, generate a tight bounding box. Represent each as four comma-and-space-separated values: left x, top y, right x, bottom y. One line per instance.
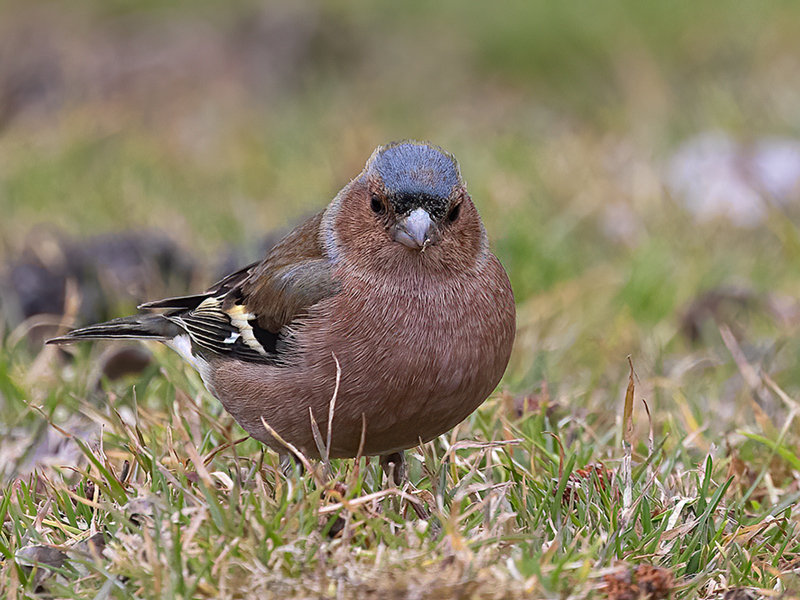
370, 142, 461, 218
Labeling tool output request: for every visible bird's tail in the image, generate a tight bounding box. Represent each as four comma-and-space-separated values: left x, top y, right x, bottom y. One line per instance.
46, 314, 179, 345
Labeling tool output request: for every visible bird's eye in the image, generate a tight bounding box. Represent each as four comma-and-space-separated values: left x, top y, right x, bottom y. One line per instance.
447, 203, 461, 222
370, 195, 385, 214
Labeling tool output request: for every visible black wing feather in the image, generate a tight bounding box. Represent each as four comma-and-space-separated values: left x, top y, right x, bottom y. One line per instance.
138, 261, 258, 311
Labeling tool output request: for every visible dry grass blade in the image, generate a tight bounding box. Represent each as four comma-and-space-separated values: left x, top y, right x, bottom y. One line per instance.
441, 438, 522, 463
184, 442, 215, 487
261, 416, 323, 487
623, 355, 635, 447
762, 372, 800, 411
318, 488, 423, 515
621, 356, 635, 511
718, 323, 776, 435
326, 353, 341, 461
308, 353, 342, 479
308, 407, 330, 477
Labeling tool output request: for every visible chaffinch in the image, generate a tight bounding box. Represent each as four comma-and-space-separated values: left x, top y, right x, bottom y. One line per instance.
49, 141, 516, 475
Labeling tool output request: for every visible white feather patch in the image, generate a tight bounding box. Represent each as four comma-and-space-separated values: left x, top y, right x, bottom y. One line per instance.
223, 331, 240, 344
167, 334, 212, 385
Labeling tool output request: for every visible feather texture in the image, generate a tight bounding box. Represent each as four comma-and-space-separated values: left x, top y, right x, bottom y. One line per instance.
47, 141, 516, 460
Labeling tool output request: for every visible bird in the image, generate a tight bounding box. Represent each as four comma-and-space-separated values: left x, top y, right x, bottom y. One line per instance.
48, 141, 516, 480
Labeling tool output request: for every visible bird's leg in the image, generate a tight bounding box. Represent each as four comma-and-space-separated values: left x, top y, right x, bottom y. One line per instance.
379, 451, 407, 487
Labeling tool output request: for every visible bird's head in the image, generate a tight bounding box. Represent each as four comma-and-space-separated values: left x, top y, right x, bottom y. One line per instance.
366, 141, 463, 252
324, 141, 488, 277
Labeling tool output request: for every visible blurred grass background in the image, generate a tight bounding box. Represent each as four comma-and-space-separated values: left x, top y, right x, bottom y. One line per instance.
3, 1, 800, 597
4, 0, 799, 417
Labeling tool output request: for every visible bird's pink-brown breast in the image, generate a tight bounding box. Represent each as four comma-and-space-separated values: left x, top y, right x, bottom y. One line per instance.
208, 249, 515, 458
208, 142, 515, 457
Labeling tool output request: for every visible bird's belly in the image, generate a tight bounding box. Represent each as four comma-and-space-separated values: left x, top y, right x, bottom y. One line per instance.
209, 278, 514, 458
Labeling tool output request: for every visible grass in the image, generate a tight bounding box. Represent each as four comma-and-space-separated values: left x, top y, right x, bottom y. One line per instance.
3, 341, 799, 598
2, 1, 800, 598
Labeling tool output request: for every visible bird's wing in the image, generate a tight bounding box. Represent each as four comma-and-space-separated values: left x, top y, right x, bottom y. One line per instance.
142, 212, 340, 363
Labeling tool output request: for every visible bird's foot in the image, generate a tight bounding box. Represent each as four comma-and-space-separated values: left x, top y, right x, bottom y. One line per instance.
379, 451, 407, 487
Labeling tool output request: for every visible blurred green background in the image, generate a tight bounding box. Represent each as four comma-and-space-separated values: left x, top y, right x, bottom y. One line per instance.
2, 0, 800, 430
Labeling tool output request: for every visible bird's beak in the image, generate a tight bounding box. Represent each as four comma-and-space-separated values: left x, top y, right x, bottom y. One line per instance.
392, 208, 438, 251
